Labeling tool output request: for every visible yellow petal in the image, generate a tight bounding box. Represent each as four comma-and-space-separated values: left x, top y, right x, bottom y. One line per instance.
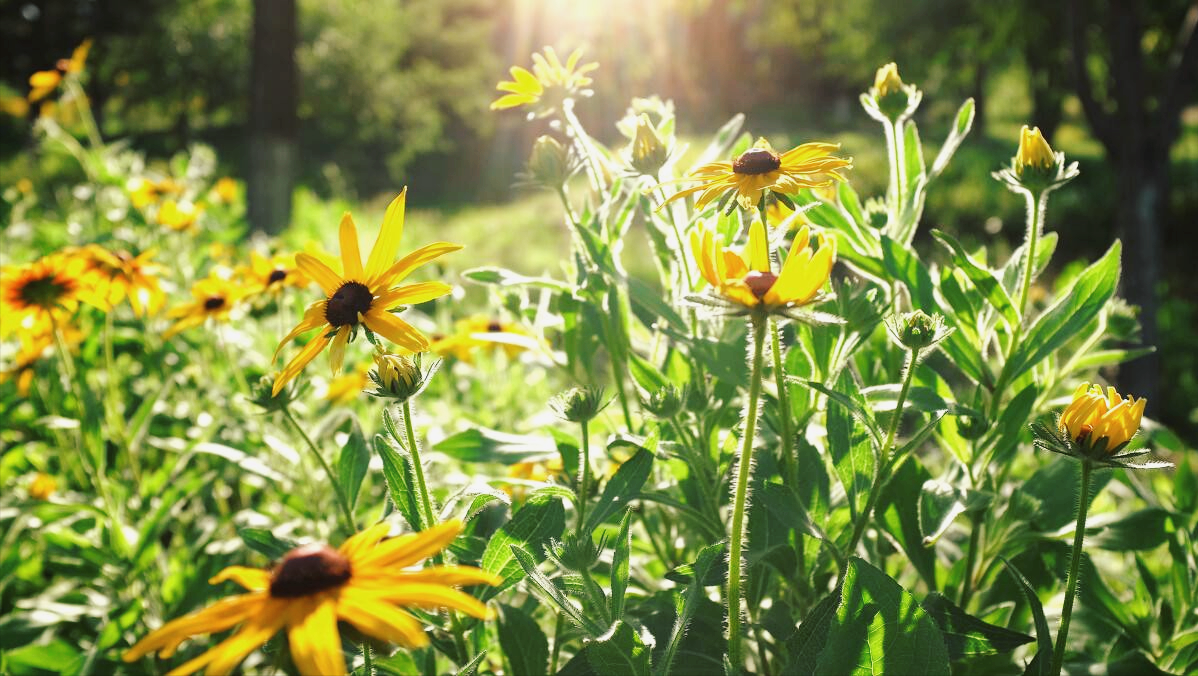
123, 594, 266, 662
329, 326, 351, 375
384, 565, 502, 587
373, 281, 453, 310
747, 220, 770, 272
363, 583, 494, 620
339, 522, 392, 559
338, 212, 365, 281
336, 588, 429, 648
355, 520, 462, 570
296, 254, 344, 297
490, 93, 538, 110
287, 597, 346, 676
371, 242, 463, 290
363, 310, 430, 353
365, 190, 408, 279
195, 605, 288, 676
273, 332, 332, 395
209, 566, 270, 591
274, 301, 329, 362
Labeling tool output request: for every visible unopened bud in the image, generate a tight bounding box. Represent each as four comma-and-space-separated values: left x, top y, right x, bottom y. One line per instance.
551, 386, 608, 423
527, 135, 571, 188
629, 114, 669, 175
1014, 125, 1057, 179
886, 310, 951, 353
641, 384, 684, 419
370, 351, 426, 402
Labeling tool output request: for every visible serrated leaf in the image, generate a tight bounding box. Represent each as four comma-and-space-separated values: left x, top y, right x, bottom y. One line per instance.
455, 650, 487, 676
480, 494, 566, 599
375, 434, 424, 531
920, 592, 1034, 659
509, 544, 602, 635
237, 527, 296, 561
657, 542, 725, 676
877, 457, 938, 590
498, 604, 548, 676
585, 447, 653, 531
933, 230, 1019, 328
337, 418, 369, 509
586, 620, 651, 676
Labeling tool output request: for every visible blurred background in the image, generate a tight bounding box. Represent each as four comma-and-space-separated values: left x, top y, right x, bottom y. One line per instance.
1, 0, 1196, 438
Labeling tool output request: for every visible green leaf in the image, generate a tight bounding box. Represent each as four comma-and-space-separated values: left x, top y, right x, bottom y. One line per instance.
862, 385, 950, 414
657, 542, 726, 676
877, 457, 938, 590
1089, 508, 1172, 552
813, 558, 951, 675
804, 377, 881, 445
610, 509, 633, 621
932, 230, 1019, 328
509, 544, 603, 635
903, 120, 926, 188
461, 266, 571, 292
585, 447, 654, 531
628, 276, 689, 334
629, 353, 670, 393
1000, 558, 1053, 676
880, 234, 936, 311
237, 527, 296, 561
586, 621, 651, 676
1175, 454, 1197, 514
480, 494, 566, 600
930, 98, 975, 178
375, 434, 425, 531
918, 480, 967, 546
1002, 241, 1121, 384
433, 427, 558, 465
337, 418, 369, 509
2, 639, 83, 676
455, 650, 487, 676
373, 652, 420, 676
498, 604, 548, 676
782, 593, 839, 676
920, 592, 1034, 659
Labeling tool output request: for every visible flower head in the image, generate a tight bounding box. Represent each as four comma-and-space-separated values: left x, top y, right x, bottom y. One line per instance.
689, 220, 836, 318
28, 472, 56, 500
241, 251, 309, 297
2, 323, 82, 396
491, 47, 597, 116
124, 520, 500, 676
994, 125, 1078, 193
157, 199, 203, 233
661, 137, 851, 213
1015, 126, 1056, 177
429, 315, 540, 363
551, 386, 608, 423
1, 253, 92, 337
128, 176, 183, 209
873, 63, 904, 98
863, 62, 922, 122
1032, 383, 1170, 470
78, 245, 166, 316
628, 114, 670, 176
164, 268, 243, 338
28, 39, 91, 102
272, 189, 460, 395
211, 177, 239, 205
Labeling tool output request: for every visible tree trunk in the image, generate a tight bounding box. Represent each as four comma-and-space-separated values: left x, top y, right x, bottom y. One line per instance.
248, 0, 298, 235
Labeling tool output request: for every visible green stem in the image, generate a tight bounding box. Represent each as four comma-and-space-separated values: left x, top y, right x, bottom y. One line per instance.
362, 644, 373, 676
1051, 461, 1093, 676
1017, 190, 1047, 320
577, 418, 592, 530
842, 347, 919, 565
401, 400, 437, 530
960, 515, 983, 608
281, 407, 355, 532
770, 318, 796, 486
884, 120, 906, 226
728, 315, 767, 672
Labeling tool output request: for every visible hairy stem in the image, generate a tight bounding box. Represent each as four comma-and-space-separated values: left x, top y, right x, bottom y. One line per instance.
1051, 461, 1093, 676
281, 407, 356, 532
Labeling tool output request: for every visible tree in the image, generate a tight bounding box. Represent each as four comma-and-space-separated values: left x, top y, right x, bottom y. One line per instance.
248, 0, 297, 234
1067, 0, 1198, 403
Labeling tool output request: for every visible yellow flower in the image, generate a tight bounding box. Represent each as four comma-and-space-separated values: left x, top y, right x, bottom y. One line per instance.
323, 366, 370, 405
164, 269, 243, 338
0, 253, 92, 338
429, 315, 540, 363
28, 472, 56, 500
505, 456, 565, 502
1059, 383, 1146, 454
158, 199, 203, 232
873, 62, 904, 97
1, 322, 82, 396
1, 95, 30, 118
491, 46, 597, 113
241, 251, 309, 297
662, 137, 851, 212
128, 177, 183, 209
272, 189, 460, 395
690, 220, 834, 312
78, 245, 167, 316
27, 39, 91, 102
1014, 125, 1056, 177
123, 520, 500, 676
211, 177, 238, 205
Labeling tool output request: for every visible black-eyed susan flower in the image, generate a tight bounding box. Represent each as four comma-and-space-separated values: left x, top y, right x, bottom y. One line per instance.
78, 245, 166, 317
490, 46, 597, 115
429, 315, 540, 363
157, 199, 203, 233
272, 189, 460, 395
28, 39, 91, 102
127, 176, 183, 210
124, 519, 500, 676
1033, 383, 1170, 469
0, 253, 93, 337
163, 269, 243, 338
661, 137, 851, 213
689, 220, 837, 320
240, 251, 309, 297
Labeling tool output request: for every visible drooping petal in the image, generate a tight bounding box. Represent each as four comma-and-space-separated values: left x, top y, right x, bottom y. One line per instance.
339, 212, 365, 281
287, 596, 346, 676
747, 220, 770, 272
361, 583, 494, 620
370, 242, 463, 291
363, 310, 429, 353
365, 190, 407, 280
336, 588, 429, 648
122, 594, 267, 662
273, 301, 329, 362
187, 603, 288, 676
296, 254, 344, 297
273, 332, 332, 395
373, 281, 454, 310
328, 325, 351, 375
209, 566, 271, 592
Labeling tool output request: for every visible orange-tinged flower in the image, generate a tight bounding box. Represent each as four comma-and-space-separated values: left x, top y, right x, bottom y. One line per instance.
1059, 383, 1146, 454
28, 472, 56, 500
272, 189, 460, 395
128, 177, 184, 209
124, 520, 500, 676
690, 220, 835, 313
28, 39, 91, 102
662, 138, 851, 212
211, 177, 238, 205
164, 269, 243, 338
78, 245, 167, 316
1, 253, 94, 338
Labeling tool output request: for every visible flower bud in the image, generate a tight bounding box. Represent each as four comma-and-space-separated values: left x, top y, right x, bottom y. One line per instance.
956, 412, 989, 440
873, 62, 904, 98
993, 125, 1078, 194
526, 135, 571, 188
641, 384, 684, 419
370, 351, 426, 402
1014, 125, 1056, 179
546, 532, 607, 571
885, 310, 951, 353
868, 62, 921, 122
551, 386, 608, 423
629, 114, 669, 176
253, 373, 299, 412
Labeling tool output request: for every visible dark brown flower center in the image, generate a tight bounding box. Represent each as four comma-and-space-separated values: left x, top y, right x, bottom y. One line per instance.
326, 281, 373, 327
733, 148, 781, 175
744, 270, 778, 300
269, 544, 352, 598
268, 269, 288, 284
486, 320, 503, 332
203, 296, 227, 311
19, 274, 72, 309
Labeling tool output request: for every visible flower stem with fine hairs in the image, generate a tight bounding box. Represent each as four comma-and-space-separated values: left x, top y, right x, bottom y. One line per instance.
281, 406, 356, 533
1051, 460, 1093, 676
728, 315, 767, 671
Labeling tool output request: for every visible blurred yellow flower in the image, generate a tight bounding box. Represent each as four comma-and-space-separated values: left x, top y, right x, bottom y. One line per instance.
163, 269, 243, 338
212, 177, 238, 205
78, 245, 167, 317
491, 46, 597, 113
1, 253, 93, 338
241, 251, 309, 297
691, 220, 834, 312
429, 315, 540, 363
28, 39, 91, 102
1, 324, 80, 396
505, 456, 565, 502
1015, 125, 1056, 177
323, 366, 370, 405
28, 472, 56, 500
1060, 383, 1146, 454
1, 95, 29, 118
128, 177, 183, 209
157, 199, 203, 233
124, 520, 499, 676
272, 189, 460, 395
661, 137, 851, 212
